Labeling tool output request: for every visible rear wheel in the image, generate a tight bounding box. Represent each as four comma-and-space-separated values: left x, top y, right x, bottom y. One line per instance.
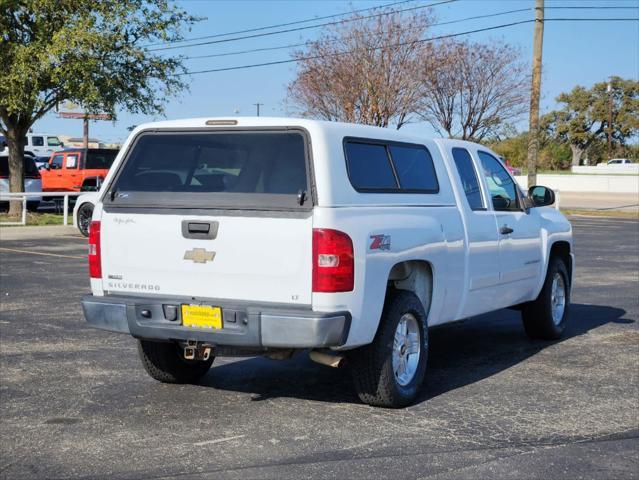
349, 290, 428, 408
76, 203, 94, 237
137, 340, 214, 384
521, 256, 570, 340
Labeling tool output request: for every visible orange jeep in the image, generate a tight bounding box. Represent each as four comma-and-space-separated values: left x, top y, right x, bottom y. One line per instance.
41, 148, 118, 192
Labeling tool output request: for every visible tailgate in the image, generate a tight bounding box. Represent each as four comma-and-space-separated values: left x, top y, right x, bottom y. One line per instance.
101, 212, 312, 304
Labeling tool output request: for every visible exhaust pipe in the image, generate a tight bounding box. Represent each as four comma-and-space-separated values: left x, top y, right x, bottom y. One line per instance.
309, 350, 345, 368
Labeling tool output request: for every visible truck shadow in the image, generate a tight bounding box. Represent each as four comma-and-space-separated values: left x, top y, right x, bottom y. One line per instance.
200, 303, 630, 405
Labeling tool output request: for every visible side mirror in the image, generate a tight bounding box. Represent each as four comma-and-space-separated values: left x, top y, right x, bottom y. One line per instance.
528, 185, 555, 207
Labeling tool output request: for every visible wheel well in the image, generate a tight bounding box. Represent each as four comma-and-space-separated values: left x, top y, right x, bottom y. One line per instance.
550, 241, 572, 279
387, 260, 433, 318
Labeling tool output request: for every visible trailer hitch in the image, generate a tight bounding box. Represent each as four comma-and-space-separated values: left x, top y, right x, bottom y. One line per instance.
183, 340, 213, 361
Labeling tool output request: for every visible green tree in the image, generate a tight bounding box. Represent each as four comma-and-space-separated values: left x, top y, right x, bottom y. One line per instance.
1, 0, 198, 215
487, 130, 571, 172
542, 76, 639, 166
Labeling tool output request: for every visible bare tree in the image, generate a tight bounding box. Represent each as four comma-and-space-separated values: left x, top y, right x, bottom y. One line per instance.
418, 40, 529, 141
287, 10, 432, 129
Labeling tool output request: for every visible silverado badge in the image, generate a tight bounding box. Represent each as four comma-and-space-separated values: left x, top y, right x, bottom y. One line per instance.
183, 248, 216, 264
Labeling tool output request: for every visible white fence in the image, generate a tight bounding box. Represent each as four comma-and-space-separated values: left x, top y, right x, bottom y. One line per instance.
0, 192, 82, 226
572, 164, 639, 175
515, 174, 639, 193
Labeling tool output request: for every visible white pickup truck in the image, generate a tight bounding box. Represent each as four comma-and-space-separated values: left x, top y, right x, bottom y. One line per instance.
82, 117, 573, 408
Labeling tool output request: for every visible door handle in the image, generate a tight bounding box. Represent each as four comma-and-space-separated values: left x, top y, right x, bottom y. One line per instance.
500, 226, 514, 235
181, 220, 218, 240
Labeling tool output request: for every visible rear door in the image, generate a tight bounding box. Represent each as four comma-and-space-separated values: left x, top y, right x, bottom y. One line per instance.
447, 146, 501, 318
62, 152, 81, 190
99, 129, 314, 306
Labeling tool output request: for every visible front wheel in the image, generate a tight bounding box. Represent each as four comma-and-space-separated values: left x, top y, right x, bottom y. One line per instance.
521, 256, 571, 340
348, 290, 428, 408
76, 203, 94, 237
137, 340, 214, 384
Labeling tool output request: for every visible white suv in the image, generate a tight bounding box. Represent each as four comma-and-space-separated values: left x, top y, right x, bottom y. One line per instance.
82, 118, 573, 407
0, 133, 63, 158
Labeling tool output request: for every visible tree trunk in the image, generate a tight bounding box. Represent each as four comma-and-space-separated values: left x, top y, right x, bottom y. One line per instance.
6, 125, 27, 217
570, 144, 583, 167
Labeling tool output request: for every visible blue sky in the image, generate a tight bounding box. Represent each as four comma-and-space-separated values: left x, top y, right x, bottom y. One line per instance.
33, 0, 639, 144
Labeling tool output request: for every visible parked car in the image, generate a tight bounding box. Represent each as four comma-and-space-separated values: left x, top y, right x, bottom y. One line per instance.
72, 192, 98, 237
40, 148, 117, 192
499, 156, 522, 176
607, 158, 634, 165
0, 153, 42, 211
0, 133, 64, 157
82, 117, 573, 408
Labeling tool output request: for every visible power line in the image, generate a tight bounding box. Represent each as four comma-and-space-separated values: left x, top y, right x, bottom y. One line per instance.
184, 7, 532, 61
545, 6, 639, 9
149, 0, 456, 52
179, 17, 638, 76
148, 2, 637, 51
145, 0, 418, 48
546, 17, 639, 20
179, 20, 534, 75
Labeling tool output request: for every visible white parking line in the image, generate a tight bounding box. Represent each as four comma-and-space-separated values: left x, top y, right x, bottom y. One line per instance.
192, 435, 246, 447
0, 247, 84, 259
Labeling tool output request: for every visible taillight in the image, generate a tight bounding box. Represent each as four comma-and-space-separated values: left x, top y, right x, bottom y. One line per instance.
312, 228, 354, 293
88, 221, 102, 279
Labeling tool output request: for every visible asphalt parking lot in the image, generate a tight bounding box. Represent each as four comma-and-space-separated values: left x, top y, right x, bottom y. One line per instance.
1, 216, 638, 480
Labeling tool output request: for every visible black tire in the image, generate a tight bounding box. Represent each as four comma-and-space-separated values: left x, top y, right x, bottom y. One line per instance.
76, 203, 94, 237
137, 340, 214, 384
348, 290, 428, 408
27, 201, 40, 212
521, 256, 571, 340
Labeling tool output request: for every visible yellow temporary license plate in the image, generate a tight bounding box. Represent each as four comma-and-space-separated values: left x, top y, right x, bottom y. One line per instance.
181, 304, 222, 329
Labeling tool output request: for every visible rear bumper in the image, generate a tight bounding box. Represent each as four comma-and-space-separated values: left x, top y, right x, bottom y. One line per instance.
82, 294, 351, 349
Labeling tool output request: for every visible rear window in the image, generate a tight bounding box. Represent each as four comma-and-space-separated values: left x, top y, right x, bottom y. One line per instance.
0, 156, 40, 177
344, 139, 439, 193
344, 142, 397, 190
109, 130, 310, 210
85, 150, 117, 169
24, 157, 39, 177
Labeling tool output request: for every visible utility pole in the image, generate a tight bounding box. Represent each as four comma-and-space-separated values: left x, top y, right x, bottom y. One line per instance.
253, 102, 263, 117
83, 115, 89, 149
526, 0, 544, 188
607, 81, 613, 161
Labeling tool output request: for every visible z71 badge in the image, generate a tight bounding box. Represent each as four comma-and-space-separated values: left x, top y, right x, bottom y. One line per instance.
369, 234, 391, 251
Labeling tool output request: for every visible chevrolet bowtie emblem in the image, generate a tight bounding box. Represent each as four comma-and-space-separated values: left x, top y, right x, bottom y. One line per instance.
183, 248, 216, 264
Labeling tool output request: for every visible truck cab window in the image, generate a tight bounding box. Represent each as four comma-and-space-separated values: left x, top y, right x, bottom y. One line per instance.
451, 148, 484, 210
478, 151, 519, 211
